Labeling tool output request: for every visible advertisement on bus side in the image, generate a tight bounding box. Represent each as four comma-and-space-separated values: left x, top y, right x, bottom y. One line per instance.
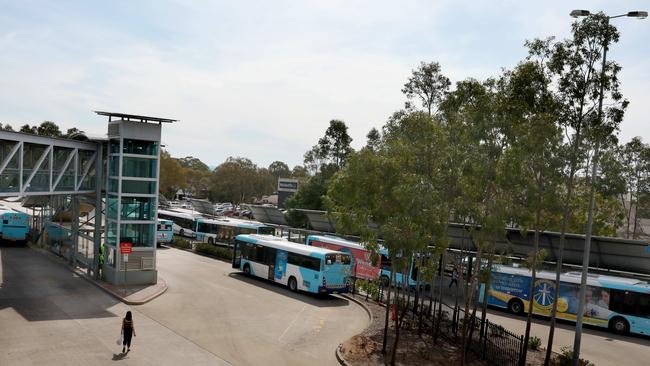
487, 271, 611, 327
310, 240, 380, 280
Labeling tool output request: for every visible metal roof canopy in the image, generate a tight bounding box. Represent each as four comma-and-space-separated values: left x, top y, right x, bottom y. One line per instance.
95, 111, 178, 124
288, 209, 650, 275
189, 198, 216, 216
293, 208, 337, 232
247, 205, 288, 226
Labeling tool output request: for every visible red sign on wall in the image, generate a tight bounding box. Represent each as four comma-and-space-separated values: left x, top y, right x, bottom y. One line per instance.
120, 242, 132, 254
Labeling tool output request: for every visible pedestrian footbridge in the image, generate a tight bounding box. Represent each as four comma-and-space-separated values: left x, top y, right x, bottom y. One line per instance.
0, 111, 173, 286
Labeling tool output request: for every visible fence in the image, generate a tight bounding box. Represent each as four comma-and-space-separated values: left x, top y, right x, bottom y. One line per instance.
353, 280, 524, 366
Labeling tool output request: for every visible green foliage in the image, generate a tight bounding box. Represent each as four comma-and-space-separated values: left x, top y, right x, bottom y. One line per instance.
195, 243, 233, 260
529, 336, 542, 350
0, 123, 15, 131
550, 347, 595, 366
178, 156, 210, 171
268, 161, 291, 180
365, 127, 381, 153
210, 157, 274, 203
523, 249, 548, 271
402, 61, 451, 115
171, 237, 192, 250
304, 119, 353, 174
159, 150, 186, 198
356, 278, 381, 301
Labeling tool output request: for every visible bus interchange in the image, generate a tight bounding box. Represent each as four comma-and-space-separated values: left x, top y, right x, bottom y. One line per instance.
156, 206, 650, 337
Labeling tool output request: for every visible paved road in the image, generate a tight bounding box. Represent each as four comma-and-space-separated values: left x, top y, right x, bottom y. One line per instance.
140, 247, 368, 366
484, 308, 650, 366
0, 245, 368, 366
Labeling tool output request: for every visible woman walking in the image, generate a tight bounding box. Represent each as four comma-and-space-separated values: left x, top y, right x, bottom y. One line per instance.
121, 311, 136, 353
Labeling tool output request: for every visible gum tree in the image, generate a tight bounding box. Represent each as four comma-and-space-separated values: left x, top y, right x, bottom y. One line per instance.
528, 14, 628, 365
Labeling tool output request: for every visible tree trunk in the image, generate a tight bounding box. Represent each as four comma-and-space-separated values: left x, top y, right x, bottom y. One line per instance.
523, 203, 542, 365
382, 261, 396, 354
479, 252, 493, 339
390, 267, 409, 365
544, 134, 581, 365
434, 251, 446, 343
460, 247, 482, 366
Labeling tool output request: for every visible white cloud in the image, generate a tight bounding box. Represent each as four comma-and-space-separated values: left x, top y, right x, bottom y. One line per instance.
1, 0, 648, 168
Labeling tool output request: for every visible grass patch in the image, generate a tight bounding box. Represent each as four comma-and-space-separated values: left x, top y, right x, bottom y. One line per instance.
171, 237, 192, 250
195, 243, 233, 261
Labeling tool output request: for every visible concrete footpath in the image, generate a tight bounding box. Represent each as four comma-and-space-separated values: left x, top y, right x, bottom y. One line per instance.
0, 245, 229, 366
28, 243, 168, 305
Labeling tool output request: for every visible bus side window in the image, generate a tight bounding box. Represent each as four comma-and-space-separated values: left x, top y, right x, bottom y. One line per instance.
381, 255, 391, 270
638, 294, 650, 319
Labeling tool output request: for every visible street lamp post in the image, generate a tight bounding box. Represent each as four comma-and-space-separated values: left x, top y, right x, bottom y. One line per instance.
568, 9, 646, 366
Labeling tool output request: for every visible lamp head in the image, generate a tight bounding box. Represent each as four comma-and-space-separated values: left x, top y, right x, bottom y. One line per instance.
627, 11, 648, 19
570, 10, 591, 18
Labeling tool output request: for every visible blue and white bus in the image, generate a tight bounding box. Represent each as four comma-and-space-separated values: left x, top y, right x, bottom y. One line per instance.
196, 218, 274, 246
232, 234, 352, 294
482, 265, 650, 335
0, 207, 29, 242
156, 219, 174, 245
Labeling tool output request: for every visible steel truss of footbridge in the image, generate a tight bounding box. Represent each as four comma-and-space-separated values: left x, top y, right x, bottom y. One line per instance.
0, 131, 101, 197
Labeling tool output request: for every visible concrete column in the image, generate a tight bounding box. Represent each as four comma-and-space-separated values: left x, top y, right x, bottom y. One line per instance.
93, 142, 103, 279
71, 195, 79, 267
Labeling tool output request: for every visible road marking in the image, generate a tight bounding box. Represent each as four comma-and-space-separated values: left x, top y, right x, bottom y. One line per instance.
278, 305, 306, 341
313, 319, 325, 332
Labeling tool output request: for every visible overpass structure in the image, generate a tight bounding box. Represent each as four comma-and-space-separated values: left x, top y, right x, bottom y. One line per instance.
0, 111, 172, 286
248, 207, 650, 275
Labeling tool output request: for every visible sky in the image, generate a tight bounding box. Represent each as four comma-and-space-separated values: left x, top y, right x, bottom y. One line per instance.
1, 1, 648, 169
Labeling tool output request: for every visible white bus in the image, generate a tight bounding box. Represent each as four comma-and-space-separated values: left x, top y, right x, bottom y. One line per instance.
196, 217, 274, 245
157, 209, 201, 238
232, 234, 352, 294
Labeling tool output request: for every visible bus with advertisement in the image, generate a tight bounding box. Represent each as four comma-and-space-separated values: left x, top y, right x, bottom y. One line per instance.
306, 235, 424, 289
482, 265, 650, 335
0, 206, 29, 242
306, 235, 381, 280
232, 234, 352, 294
196, 218, 275, 246
156, 219, 174, 245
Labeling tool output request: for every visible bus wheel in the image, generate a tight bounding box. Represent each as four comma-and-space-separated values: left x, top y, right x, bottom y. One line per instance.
380, 275, 390, 288
179, 229, 185, 237
507, 299, 524, 315
288, 276, 298, 292
243, 263, 251, 276
208, 237, 214, 245
609, 317, 630, 334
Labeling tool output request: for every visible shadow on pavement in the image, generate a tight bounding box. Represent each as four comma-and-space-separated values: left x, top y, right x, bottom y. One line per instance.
112, 352, 129, 361
0, 244, 119, 322
228, 272, 351, 308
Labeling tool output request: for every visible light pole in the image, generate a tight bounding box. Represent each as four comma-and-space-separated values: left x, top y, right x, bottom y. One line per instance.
568, 9, 647, 366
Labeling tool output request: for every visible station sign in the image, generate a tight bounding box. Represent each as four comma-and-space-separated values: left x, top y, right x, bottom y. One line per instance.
120, 242, 132, 254
278, 178, 299, 192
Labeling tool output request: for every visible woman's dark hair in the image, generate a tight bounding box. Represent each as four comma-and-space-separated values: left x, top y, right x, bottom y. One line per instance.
125, 311, 132, 321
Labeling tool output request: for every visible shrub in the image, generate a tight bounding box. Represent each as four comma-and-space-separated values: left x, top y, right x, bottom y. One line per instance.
529, 336, 541, 350
171, 237, 192, 250
195, 243, 233, 261
490, 324, 507, 338
550, 347, 595, 366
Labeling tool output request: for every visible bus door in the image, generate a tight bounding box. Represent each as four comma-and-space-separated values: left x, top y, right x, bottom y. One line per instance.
266, 247, 277, 280
232, 240, 242, 268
